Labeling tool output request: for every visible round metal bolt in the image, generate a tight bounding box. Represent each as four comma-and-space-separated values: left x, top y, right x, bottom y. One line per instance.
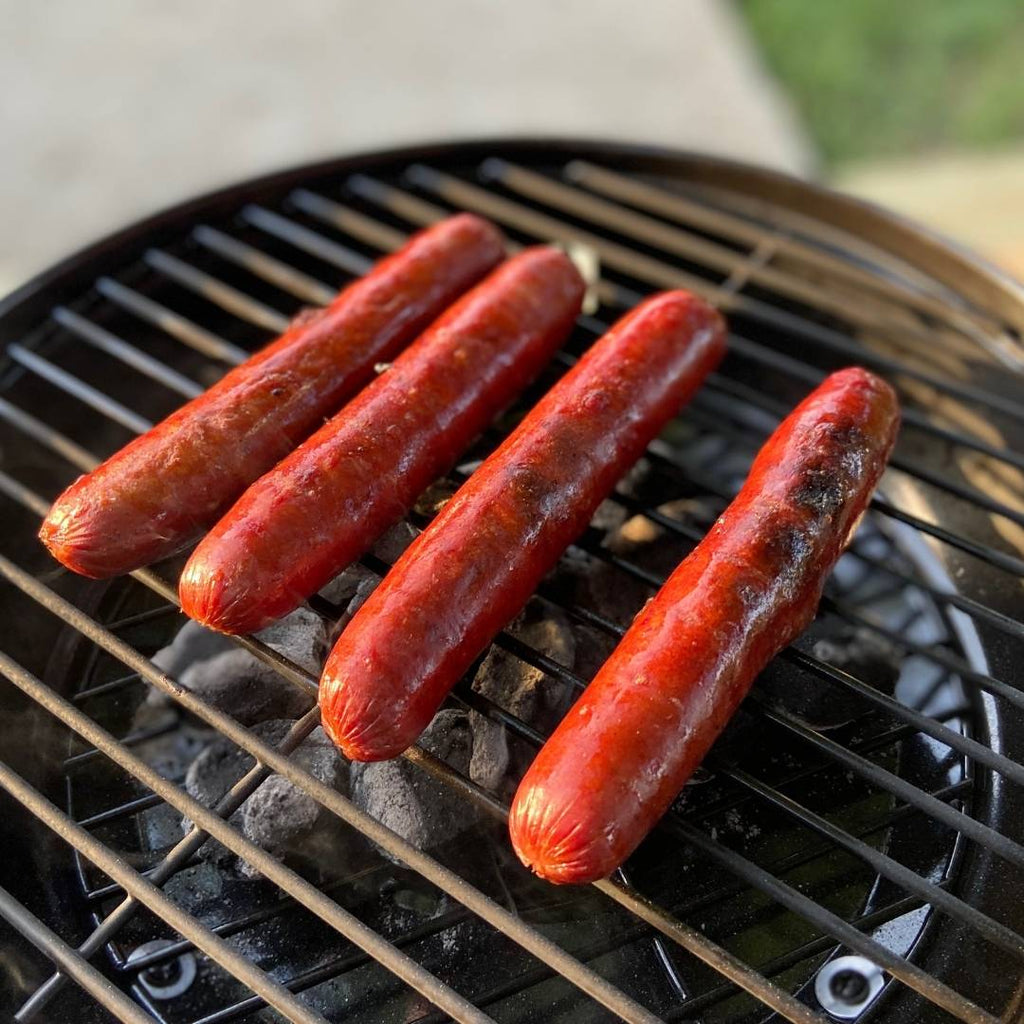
126, 939, 197, 1000
143, 958, 181, 987
815, 955, 884, 1020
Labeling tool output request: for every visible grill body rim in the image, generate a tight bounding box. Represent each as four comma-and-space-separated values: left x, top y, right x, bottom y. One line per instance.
0, 135, 1022, 1024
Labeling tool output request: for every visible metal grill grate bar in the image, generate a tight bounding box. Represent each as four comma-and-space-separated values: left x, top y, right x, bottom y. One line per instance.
103, 603, 183, 632
145, 250, 294, 338
348, 173, 453, 228
0, 557, 693, 1023
52, 307, 204, 399
0, 654, 499, 1024
0, 463, 989, 1022
0, 885, 154, 1024
317, 179, 1024, 573
72, 671, 142, 703
95, 277, 249, 365
290, 189, 409, 253
0, 757, 331, 1024
6, 343, 153, 434
348, 172, 1024, 475
1, 148, 1020, 1024
561, 160, 992, 328
242, 204, 375, 275
404, 163, 1024, 422
144, 248, 291, 333
0, 396, 99, 472
192, 225, 337, 306
75, 792, 164, 829
0, 469, 55, 518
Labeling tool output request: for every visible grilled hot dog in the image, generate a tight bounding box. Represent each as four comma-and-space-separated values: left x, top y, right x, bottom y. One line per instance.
319, 291, 726, 762
39, 213, 504, 578
509, 367, 899, 884
180, 246, 585, 635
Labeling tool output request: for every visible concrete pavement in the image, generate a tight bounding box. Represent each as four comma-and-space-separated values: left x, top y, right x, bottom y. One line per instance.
0, 0, 813, 295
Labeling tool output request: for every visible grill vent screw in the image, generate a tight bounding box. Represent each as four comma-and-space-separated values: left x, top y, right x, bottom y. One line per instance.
126, 939, 197, 1000
814, 955, 884, 1020
830, 969, 869, 1002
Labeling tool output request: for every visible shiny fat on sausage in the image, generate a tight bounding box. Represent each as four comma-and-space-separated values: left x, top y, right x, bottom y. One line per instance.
179, 246, 585, 635
319, 290, 727, 762
509, 366, 900, 884
39, 213, 504, 578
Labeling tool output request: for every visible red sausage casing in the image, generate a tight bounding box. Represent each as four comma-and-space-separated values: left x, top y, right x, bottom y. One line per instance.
39, 213, 504, 578
509, 367, 900, 884
180, 247, 585, 635
319, 290, 726, 762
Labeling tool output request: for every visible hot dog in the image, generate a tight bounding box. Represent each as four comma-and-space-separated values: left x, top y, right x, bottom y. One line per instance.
319, 291, 726, 762
509, 367, 900, 884
39, 213, 504, 578
179, 247, 585, 635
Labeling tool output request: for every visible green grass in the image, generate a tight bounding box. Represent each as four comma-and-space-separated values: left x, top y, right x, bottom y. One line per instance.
740, 0, 1024, 165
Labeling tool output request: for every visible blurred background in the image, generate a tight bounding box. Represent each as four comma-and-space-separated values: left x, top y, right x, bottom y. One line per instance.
2, 0, 1022, 296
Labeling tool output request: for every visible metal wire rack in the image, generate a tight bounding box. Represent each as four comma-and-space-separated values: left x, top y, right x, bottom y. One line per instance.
0, 139, 1022, 1024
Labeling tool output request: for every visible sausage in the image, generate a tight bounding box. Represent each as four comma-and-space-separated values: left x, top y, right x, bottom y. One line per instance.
508, 367, 900, 884
179, 246, 585, 635
319, 290, 727, 762
38, 213, 504, 578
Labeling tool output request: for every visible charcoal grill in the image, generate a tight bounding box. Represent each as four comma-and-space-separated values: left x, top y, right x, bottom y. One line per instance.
0, 138, 1022, 1024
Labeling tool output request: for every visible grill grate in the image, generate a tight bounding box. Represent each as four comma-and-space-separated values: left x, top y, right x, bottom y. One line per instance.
0, 140, 1021, 1024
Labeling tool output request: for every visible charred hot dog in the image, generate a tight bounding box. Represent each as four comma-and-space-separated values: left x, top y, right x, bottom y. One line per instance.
39, 213, 504, 578
509, 367, 899, 884
319, 291, 726, 761
180, 246, 585, 634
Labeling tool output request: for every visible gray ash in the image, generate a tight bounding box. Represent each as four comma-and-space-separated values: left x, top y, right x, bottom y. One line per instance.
468, 599, 576, 798
350, 710, 480, 858
148, 608, 327, 726
320, 522, 419, 642
139, 574, 581, 882
179, 648, 315, 725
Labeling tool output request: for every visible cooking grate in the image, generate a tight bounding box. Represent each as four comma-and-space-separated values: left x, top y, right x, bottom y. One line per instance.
0, 139, 1022, 1024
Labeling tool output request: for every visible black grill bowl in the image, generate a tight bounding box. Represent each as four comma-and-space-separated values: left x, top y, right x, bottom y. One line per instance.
0, 138, 1022, 1024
